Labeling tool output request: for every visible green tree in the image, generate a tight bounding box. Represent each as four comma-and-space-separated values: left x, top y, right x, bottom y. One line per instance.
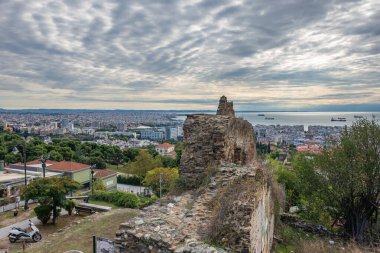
144, 167, 179, 195
57, 147, 74, 161
23, 177, 80, 224
316, 119, 380, 243
4, 153, 22, 164
48, 150, 63, 162
123, 148, 139, 162
87, 156, 106, 169
126, 150, 163, 177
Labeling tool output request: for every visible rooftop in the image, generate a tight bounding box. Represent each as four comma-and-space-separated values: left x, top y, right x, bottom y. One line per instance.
47, 161, 90, 172
94, 169, 117, 179
157, 143, 174, 149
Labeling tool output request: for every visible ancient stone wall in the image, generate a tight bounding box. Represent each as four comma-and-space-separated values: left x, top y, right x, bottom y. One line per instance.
216, 95, 235, 117
114, 96, 274, 253
250, 183, 275, 253
179, 102, 256, 185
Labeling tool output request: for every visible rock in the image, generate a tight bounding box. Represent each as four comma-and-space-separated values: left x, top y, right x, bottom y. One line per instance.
134, 219, 144, 225
187, 240, 197, 247
289, 206, 300, 213
174, 196, 182, 202
168, 203, 175, 208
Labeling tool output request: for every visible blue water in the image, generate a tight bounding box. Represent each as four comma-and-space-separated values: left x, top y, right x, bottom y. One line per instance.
174, 112, 380, 130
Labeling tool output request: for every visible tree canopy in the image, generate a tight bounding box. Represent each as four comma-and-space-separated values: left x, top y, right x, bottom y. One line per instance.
317, 119, 380, 243
23, 177, 80, 224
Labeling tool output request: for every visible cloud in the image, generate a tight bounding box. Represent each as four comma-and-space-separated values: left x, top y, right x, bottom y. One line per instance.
0, 0, 378, 110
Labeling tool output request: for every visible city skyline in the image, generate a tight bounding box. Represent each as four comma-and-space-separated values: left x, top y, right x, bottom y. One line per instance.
0, 0, 379, 111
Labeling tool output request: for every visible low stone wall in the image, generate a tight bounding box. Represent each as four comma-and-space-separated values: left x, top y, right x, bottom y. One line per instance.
114, 163, 274, 253
250, 185, 275, 253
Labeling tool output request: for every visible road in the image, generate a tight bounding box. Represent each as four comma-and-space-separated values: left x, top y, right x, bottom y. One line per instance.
0, 216, 40, 239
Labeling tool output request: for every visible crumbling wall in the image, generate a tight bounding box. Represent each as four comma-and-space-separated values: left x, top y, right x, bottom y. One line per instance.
179, 114, 256, 185
250, 183, 275, 253
217, 95, 235, 117
115, 96, 274, 253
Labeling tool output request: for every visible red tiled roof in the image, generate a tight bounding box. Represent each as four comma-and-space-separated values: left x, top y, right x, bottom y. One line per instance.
47, 161, 90, 172
16, 160, 58, 166
94, 169, 117, 179
157, 143, 174, 149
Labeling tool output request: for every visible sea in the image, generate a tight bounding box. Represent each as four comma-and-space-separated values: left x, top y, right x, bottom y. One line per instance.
173, 112, 380, 131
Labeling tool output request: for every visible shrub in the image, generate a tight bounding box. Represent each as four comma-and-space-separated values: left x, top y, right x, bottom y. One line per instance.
34, 205, 52, 225
94, 179, 106, 191
91, 191, 139, 208
144, 167, 178, 196
63, 199, 76, 215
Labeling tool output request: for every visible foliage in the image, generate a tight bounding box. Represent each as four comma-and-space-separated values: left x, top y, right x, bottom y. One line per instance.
123, 148, 139, 162
63, 199, 76, 215
175, 142, 183, 165
93, 179, 106, 191
48, 150, 63, 162
90, 191, 139, 208
24, 177, 80, 224
316, 119, 380, 243
256, 142, 270, 157
117, 175, 143, 186
143, 167, 179, 195
87, 156, 106, 169
34, 205, 53, 225
125, 150, 163, 177
160, 155, 178, 168
272, 120, 380, 244
268, 155, 330, 225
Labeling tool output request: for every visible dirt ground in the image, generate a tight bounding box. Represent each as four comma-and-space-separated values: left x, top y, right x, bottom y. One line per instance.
0, 204, 37, 228
0, 213, 86, 253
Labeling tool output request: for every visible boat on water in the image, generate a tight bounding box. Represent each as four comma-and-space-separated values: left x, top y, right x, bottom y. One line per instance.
331, 117, 347, 122
258, 114, 265, 116
265, 117, 275, 120
354, 115, 364, 119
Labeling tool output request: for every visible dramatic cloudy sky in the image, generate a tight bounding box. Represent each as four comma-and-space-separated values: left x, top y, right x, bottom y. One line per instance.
0, 0, 379, 111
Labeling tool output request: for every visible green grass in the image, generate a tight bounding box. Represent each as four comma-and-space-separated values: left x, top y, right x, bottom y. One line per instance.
106, 163, 128, 173
274, 224, 318, 253
25, 209, 137, 253
88, 200, 117, 208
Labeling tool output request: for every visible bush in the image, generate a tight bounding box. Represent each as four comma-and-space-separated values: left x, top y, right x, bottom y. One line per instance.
117, 175, 143, 186
34, 205, 52, 225
91, 191, 139, 208
144, 167, 178, 196
63, 199, 76, 215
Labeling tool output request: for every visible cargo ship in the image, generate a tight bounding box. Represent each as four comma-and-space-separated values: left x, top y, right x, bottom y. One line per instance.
258, 114, 265, 116
265, 117, 275, 120
331, 117, 346, 122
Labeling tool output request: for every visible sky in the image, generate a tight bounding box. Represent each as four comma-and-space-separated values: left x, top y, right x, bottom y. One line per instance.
0, 0, 379, 111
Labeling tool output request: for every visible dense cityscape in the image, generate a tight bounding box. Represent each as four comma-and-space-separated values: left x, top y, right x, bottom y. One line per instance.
0, 110, 346, 154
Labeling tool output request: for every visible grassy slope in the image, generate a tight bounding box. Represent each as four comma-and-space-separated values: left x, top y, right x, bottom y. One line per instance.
24, 209, 136, 253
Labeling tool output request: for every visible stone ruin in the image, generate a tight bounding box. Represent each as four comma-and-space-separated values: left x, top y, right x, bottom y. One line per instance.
216, 95, 235, 117
180, 96, 256, 186
114, 96, 274, 253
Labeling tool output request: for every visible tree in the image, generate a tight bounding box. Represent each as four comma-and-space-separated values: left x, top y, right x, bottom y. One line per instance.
23, 177, 80, 224
123, 148, 139, 162
87, 156, 106, 169
126, 150, 163, 177
48, 150, 63, 162
57, 147, 74, 161
144, 167, 179, 195
317, 120, 380, 243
